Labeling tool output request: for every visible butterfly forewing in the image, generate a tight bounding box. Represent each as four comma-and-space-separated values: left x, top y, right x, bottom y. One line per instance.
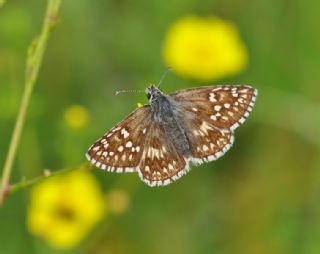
171, 85, 257, 131
170, 85, 256, 161
183, 117, 234, 161
139, 123, 187, 186
86, 105, 151, 172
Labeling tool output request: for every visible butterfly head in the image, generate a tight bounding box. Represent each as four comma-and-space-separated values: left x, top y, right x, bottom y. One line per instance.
146, 84, 163, 101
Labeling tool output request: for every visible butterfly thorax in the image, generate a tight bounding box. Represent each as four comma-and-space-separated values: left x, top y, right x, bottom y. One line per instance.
147, 85, 191, 156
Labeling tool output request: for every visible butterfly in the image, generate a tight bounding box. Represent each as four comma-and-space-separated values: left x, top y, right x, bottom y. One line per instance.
86, 84, 257, 187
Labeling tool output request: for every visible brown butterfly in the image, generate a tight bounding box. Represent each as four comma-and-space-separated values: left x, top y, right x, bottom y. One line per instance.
86, 84, 257, 186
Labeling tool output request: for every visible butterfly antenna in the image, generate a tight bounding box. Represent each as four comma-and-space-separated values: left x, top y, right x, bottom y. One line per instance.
115, 89, 144, 96
157, 67, 172, 88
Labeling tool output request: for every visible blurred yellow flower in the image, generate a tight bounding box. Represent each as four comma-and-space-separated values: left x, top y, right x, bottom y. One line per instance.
163, 15, 248, 81
27, 170, 106, 249
64, 105, 89, 129
107, 189, 130, 215
137, 102, 143, 108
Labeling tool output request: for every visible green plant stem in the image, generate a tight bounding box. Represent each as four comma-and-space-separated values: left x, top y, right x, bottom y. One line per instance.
0, 0, 61, 206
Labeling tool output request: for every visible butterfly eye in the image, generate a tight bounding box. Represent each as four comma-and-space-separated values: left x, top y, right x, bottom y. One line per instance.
147, 92, 151, 99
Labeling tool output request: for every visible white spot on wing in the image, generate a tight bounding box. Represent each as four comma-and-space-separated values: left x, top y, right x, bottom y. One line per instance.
125, 141, 133, 148
214, 105, 222, 111
209, 93, 217, 102
238, 98, 245, 104
210, 115, 217, 121
121, 128, 129, 138
200, 121, 213, 135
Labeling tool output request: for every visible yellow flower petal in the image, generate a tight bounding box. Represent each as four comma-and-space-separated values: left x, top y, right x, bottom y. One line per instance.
163, 15, 248, 81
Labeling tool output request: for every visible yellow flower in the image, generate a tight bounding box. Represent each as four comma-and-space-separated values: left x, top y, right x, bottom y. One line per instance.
64, 105, 89, 129
107, 189, 130, 215
137, 102, 143, 108
163, 15, 248, 81
27, 170, 106, 249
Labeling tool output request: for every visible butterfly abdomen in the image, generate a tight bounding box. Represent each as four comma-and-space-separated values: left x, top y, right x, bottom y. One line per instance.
164, 123, 190, 156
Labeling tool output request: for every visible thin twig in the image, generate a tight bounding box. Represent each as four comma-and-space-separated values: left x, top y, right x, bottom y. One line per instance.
9, 163, 91, 194
0, 0, 61, 206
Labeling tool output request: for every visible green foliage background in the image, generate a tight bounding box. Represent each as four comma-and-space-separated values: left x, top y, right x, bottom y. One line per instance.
1, 0, 320, 253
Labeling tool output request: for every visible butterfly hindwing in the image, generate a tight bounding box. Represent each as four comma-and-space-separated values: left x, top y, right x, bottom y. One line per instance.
86, 105, 151, 172
138, 123, 187, 186
186, 119, 234, 162
182, 117, 234, 161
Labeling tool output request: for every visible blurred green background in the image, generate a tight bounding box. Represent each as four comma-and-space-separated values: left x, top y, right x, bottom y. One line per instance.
1, 0, 320, 253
